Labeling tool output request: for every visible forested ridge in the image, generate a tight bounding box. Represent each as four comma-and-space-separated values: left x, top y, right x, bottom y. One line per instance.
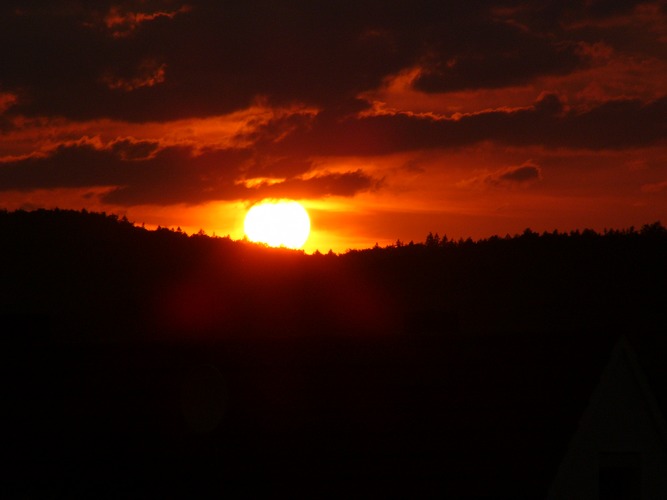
3, 208, 667, 497
2, 208, 665, 342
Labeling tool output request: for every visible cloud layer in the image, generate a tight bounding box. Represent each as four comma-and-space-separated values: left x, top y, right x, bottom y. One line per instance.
0, 0, 665, 236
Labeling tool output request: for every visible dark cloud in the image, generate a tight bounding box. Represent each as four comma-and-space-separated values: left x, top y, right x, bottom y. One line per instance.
254, 93, 666, 156
0, 1, 401, 121
490, 162, 543, 187
3, 90, 659, 205
412, 25, 583, 93
0, 142, 244, 201
0, 92, 17, 132
582, 0, 646, 19
0, 141, 376, 205
499, 1, 667, 60
250, 170, 378, 200
492, 0, 650, 31
0, 143, 126, 190
243, 155, 314, 180
0, 1, 597, 122
560, 0, 652, 23
458, 161, 542, 189
109, 138, 161, 160
0, 115, 15, 133
497, 163, 541, 183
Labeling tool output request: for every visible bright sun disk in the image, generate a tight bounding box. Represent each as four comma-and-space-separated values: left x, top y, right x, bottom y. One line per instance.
244, 199, 310, 249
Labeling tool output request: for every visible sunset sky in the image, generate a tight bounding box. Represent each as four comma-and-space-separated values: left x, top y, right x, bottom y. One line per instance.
1, 1, 666, 252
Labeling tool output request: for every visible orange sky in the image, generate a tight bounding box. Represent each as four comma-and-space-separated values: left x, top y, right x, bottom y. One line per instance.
1, 1, 666, 253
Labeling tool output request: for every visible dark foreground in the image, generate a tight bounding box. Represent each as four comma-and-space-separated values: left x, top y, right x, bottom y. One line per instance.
5, 330, 625, 498
2, 210, 667, 497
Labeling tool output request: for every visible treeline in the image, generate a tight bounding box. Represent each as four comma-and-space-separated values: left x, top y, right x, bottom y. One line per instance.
3, 207, 665, 255
349, 221, 667, 253
1, 208, 665, 342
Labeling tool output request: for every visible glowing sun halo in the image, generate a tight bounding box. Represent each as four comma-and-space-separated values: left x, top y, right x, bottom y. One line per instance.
244, 200, 311, 249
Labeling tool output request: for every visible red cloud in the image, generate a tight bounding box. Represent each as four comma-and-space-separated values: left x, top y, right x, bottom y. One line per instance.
103, 4, 192, 38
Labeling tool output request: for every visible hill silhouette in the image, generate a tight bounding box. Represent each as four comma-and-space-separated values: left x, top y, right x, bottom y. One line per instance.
2, 208, 667, 497
2, 208, 665, 343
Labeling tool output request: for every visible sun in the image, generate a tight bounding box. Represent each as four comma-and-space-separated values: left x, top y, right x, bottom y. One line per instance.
244, 199, 311, 249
